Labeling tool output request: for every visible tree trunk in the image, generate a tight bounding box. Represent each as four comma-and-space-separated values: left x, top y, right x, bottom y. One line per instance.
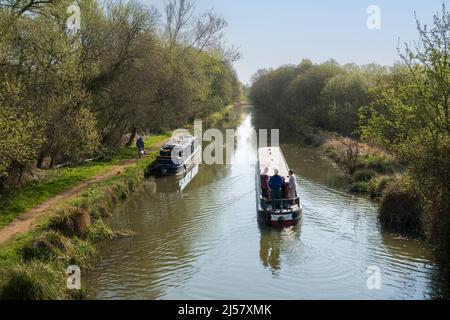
36, 153, 46, 169
49, 155, 55, 169
125, 127, 137, 147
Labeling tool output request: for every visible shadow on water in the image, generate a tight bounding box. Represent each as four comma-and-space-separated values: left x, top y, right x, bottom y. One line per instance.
85, 106, 448, 300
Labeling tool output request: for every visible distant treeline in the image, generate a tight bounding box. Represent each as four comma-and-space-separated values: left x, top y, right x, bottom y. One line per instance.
0, 0, 242, 189
251, 5, 450, 256
250, 59, 386, 138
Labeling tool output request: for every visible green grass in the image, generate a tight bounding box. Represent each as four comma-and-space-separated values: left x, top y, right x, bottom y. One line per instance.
0, 134, 170, 228
114, 134, 171, 160
0, 260, 68, 300
322, 136, 403, 197
0, 142, 165, 299
359, 153, 398, 174
349, 181, 370, 193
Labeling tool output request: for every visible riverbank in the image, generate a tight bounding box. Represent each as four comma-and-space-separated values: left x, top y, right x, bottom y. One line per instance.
84, 109, 443, 300
321, 135, 400, 195
0, 134, 170, 299
319, 134, 426, 236
0, 134, 171, 230
0, 105, 238, 300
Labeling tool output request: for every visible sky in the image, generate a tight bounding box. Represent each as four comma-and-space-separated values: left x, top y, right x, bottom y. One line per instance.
145, 0, 449, 84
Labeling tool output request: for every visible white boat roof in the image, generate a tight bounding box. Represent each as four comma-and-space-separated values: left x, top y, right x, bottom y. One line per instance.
258, 147, 289, 177
163, 135, 197, 149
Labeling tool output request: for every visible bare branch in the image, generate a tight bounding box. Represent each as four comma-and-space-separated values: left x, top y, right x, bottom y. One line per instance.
0, 0, 58, 15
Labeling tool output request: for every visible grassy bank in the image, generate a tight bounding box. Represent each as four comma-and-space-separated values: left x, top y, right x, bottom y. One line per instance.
321, 135, 425, 235
322, 136, 400, 195
0, 105, 236, 300
0, 134, 170, 299
0, 134, 169, 228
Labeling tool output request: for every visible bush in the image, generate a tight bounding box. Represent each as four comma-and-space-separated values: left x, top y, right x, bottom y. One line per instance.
368, 175, 397, 198
87, 220, 114, 242
360, 154, 397, 174
354, 169, 376, 182
0, 261, 66, 300
349, 181, 370, 193
21, 231, 74, 263
379, 176, 423, 235
48, 207, 92, 239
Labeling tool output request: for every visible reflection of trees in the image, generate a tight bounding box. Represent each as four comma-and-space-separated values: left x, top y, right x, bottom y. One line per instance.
380, 232, 450, 299
186, 164, 231, 190
429, 258, 450, 299
251, 107, 295, 143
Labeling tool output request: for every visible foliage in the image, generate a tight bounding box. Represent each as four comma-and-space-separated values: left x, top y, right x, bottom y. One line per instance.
250, 59, 382, 136
323, 137, 361, 175
368, 175, 398, 199
0, 0, 242, 191
48, 207, 92, 239
0, 135, 166, 300
378, 175, 423, 235
361, 5, 450, 243
21, 230, 74, 263
0, 133, 169, 228
0, 261, 67, 300
0, 92, 43, 188
321, 72, 370, 136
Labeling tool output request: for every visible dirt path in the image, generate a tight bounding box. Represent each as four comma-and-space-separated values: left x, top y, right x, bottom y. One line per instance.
0, 142, 166, 246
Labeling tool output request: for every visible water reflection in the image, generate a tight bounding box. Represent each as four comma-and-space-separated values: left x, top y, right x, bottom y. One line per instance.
258, 222, 304, 276
85, 106, 445, 300
259, 223, 282, 275
149, 164, 200, 194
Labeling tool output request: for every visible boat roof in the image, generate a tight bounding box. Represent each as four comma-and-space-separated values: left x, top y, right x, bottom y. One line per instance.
162, 135, 197, 149
258, 147, 290, 177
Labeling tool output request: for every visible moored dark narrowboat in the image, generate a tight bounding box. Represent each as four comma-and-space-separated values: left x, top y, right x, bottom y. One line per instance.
151, 135, 201, 176
256, 147, 302, 228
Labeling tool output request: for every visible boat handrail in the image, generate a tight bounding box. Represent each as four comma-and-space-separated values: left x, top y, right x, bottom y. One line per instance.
259, 195, 301, 212
259, 195, 300, 202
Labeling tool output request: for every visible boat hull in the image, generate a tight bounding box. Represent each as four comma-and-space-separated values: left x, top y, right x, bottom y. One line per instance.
257, 208, 302, 228
152, 148, 201, 177
152, 163, 190, 176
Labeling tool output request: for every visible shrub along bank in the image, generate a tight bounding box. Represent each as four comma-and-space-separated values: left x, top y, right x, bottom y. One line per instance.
322, 136, 425, 236
0, 138, 165, 299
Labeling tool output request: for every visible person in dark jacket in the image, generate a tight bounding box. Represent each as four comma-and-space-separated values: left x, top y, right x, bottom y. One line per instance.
260, 167, 270, 198
136, 135, 145, 157
269, 169, 284, 210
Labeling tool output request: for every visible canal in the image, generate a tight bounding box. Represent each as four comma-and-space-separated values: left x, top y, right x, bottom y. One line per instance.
85, 107, 443, 299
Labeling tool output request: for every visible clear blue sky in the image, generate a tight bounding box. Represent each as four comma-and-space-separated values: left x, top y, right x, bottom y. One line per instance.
146, 0, 448, 84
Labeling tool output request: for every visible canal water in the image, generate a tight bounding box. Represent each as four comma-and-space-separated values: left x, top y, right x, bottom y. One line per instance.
85, 107, 444, 300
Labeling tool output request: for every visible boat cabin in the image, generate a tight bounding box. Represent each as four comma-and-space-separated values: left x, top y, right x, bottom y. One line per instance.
153, 135, 200, 176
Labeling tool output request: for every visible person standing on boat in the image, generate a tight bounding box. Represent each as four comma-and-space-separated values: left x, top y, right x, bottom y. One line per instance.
136, 135, 146, 158
260, 167, 270, 198
269, 169, 284, 210
287, 170, 297, 204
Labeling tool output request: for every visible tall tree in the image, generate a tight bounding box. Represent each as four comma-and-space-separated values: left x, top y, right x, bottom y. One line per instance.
361, 5, 450, 245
